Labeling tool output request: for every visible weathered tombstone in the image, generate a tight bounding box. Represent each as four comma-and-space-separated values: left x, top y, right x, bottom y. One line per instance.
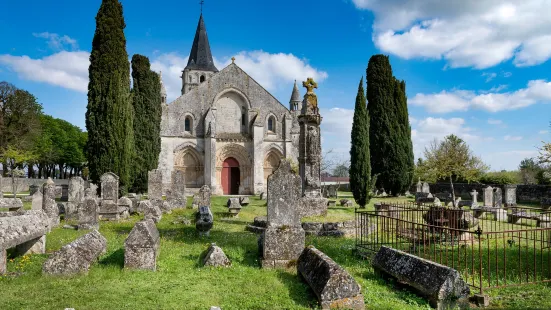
297, 246, 365, 309
416, 178, 422, 193
66, 177, 85, 220
483, 186, 493, 207
504, 185, 517, 207
227, 198, 241, 216
202, 243, 231, 267
261, 159, 305, 269
137, 200, 151, 214
127, 193, 140, 214
148, 170, 163, 201
78, 198, 99, 230
124, 219, 160, 271
239, 196, 250, 206
118, 197, 132, 219
42, 178, 60, 227
373, 246, 470, 309
470, 190, 479, 207
144, 202, 162, 223
42, 230, 107, 275
100, 173, 119, 202
169, 170, 186, 209
422, 182, 430, 194
192, 185, 211, 209
196, 206, 213, 236
31, 190, 43, 211
493, 188, 503, 208
0, 198, 23, 211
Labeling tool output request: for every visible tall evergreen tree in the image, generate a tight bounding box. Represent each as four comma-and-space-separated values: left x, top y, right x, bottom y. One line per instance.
367, 55, 413, 195
349, 77, 371, 207
85, 0, 133, 194
130, 54, 162, 193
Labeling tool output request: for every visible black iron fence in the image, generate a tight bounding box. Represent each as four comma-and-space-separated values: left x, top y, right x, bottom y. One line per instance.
356, 203, 551, 294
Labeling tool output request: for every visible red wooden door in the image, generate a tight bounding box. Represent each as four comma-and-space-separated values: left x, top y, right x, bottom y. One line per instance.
222, 157, 240, 195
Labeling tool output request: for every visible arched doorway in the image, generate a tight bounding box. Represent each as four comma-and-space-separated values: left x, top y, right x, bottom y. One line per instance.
222, 157, 240, 195
264, 152, 281, 186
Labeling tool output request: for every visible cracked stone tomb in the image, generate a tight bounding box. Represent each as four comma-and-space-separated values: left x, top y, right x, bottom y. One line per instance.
124, 219, 160, 271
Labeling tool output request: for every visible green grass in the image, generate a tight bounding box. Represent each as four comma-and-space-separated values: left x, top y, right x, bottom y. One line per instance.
0, 194, 550, 309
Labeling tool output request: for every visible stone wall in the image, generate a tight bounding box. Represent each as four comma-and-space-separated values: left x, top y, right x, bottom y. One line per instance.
1, 178, 70, 193
409, 183, 551, 203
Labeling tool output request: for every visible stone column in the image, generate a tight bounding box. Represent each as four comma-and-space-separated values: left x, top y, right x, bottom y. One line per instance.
204, 108, 218, 194
253, 124, 264, 194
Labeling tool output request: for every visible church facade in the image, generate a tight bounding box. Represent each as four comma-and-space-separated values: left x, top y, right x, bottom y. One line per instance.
157, 14, 303, 195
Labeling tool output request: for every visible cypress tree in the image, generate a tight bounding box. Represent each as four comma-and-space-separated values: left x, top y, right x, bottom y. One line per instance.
367, 54, 413, 195
85, 0, 133, 194
130, 54, 162, 193
349, 77, 371, 208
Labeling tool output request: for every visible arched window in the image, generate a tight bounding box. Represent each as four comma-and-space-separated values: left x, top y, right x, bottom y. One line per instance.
185, 116, 192, 132
268, 116, 275, 132
200, 75, 205, 83
189, 76, 192, 83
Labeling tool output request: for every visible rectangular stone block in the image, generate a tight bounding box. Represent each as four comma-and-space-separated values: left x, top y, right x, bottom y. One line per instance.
297, 246, 365, 310
100, 172, 119, 201
262, 226, 305, 267
78, 198, 99, 230
372, 246, 470, 309
148, 170, 163, 201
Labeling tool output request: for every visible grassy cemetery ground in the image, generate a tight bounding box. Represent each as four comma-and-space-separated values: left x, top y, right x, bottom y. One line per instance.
1, 194, 550, 309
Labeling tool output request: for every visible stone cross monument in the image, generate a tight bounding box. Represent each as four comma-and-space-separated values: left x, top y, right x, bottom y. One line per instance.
297, 78, 328, 217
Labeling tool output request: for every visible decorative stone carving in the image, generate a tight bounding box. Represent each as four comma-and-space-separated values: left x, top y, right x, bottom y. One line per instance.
261, 159, 305, 268
42, 230, 107, 275
196, 206, 213, 236
298, 246, 365, 310
124, 219, 160, 271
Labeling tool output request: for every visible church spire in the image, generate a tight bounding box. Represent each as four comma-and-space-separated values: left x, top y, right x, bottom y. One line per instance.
289, 80, 302, 111
185, 14, 218, 72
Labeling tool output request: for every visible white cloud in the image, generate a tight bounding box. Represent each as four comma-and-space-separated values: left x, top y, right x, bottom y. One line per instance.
33, 32, 78, 51
150, 51, 329, 102
487, 118, 502, 125
482, 72, 497, 82
352, 0, 551, 69
539, 130, 549, 134
0, 51, 89, 92
504, 135, 523, 141
410, 79, 551, 113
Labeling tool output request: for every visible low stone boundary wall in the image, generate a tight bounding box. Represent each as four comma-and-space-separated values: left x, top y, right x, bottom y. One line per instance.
372, 246, 470, 309
297, 246, 365, 309
0, 210, 50, 273
1, 178, 70, 193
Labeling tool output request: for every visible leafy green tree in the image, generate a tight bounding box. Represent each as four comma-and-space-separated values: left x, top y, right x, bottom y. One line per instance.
86, 0, 133, 194
130, 54, 162, 193
332, 163, 350, 178
349, 77, 371, 208
366, 55, 413, 195
479, 171, 520, 185
419, 135, 488, 207
0, 146, 35, 197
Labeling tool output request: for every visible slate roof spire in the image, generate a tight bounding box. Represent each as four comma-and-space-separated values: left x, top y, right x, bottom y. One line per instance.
289, 80, 302, 111
185, 14, 218, 72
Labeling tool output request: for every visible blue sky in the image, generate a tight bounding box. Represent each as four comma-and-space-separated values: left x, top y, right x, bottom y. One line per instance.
1, 0, 550, 171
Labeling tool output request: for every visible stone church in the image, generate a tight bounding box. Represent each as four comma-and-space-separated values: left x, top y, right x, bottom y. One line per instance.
157, 13, 304, 195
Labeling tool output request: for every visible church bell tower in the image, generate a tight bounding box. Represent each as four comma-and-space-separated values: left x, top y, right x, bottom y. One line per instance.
181, 14, 219, 95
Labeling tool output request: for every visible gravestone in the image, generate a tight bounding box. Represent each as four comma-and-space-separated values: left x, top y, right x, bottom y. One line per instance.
29, 184, 39, 196
144, 202, 162, 223
78, 198, 99, 230
202, 243, 231, 267
493, 188, 503, 208
118, 197, 132, 219
31, 190, 43, 211
169, 170, 186, 209
298, 246, 365, 309
416, 178, 422, 193
196, 206, 213, 236
227, 198, 241, 216
470, 190, 479, 207
100, 173, 121, 220
192, 185, 211, 209
42, 178, 59, 227
261, 159, 305, 269
148, 170, 163, 201
483, 186, 493, 207
239, 196, 250, 206
89, 183, 99, 197
66, 177, 85, 220
422, 182, 430, 194
504, 185, 517, 207
124, 219, 160, 271
42, 230, 107, 275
